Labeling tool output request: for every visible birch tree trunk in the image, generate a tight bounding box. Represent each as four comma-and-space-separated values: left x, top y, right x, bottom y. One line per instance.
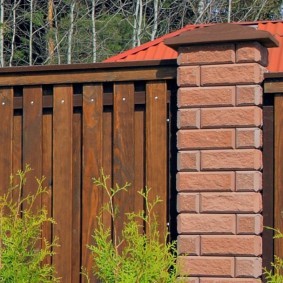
29, 0, 33, 66
91, 0, 97, 63
137, 0, 142, 46
228, 0, 232, 22
9, 0, 20, 66
0, 0, 4, 67
151, 0, 158, 40
133, 0, 139, 47
67, 0, 75, 64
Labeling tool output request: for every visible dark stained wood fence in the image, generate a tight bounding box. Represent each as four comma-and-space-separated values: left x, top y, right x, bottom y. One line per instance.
264, 73, 283, 280
0, 60, 177, 283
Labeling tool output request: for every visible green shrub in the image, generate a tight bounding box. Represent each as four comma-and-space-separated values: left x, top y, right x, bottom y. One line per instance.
0, 165, 59, 283
86, 170, 179, 283
263, 228, 283, 283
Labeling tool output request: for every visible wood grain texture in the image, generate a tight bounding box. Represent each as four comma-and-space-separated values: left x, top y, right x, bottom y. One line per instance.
146, 81, 168, 242
53, 85, 73, 283
0, 67, 176, 86
262, 104, 274, 275
0, 88, 13, 194
134, 108, 145, 229
275, 94, 283, 258
23, 86, 43, 207
102, 109, 112, 229
82, 84, 103, 283
42, 111, 53, 266
113, 82, 135, 242
265, 81, 283, 93
72, 111, 82, 283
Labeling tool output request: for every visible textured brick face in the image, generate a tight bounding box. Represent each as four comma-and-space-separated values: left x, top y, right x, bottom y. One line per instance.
178, 86, 235, 107
178, 44, 235, 66
175, 39, 266, 282
178, 129, 235, 150
177, 172, 235, 192
201, 106, 262, 128
178, 256, 234, 277
201, 63, 265, 86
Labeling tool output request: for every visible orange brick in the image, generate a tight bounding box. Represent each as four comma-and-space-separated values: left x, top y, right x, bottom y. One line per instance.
178, 44, 235, 65
235, 257, 262, 278
178, 129, 235, 150
178, 256, 234, 277
177, 109, 200, 128
200, 279, 261, 283
178, 235, 200, 255
177, 172, 235, 192
236, 85, 263, 106
200, 149, 262, 170
178, 66, 200, 87
236, 128, 262, 149
178, 86, 235, 107
178, 214, 236, 234
236, 42, 268, 66
201, 106, 262, 128
201, 63, 265, 86
177, 193, 200, 213
178, 151, 200, 171
237, 214, 263, 235
201, 235, 262, 256
200, 192, 262, 213
236, 171, 262, 192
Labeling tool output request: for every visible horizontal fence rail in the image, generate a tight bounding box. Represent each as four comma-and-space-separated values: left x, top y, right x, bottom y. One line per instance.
0, 60, 177, 283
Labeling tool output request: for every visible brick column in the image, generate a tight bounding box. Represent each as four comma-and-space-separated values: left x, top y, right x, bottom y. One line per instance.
165, 24, 278, 283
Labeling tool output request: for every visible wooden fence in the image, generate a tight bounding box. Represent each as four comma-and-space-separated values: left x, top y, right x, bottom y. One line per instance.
0, 60, 177, 282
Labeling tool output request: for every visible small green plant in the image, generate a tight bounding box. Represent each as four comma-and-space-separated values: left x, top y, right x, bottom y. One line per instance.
86, 170, 179, 283
263, 227, 283, 283
0, 165, 59, 283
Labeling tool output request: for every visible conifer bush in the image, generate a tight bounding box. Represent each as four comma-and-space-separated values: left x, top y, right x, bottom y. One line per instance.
86, 170, 179, 283
0, 165, 59, 283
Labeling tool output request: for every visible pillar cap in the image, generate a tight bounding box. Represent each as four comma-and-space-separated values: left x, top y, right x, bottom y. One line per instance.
164, 23, 278, 49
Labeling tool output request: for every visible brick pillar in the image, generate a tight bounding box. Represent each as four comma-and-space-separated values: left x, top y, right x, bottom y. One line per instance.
165, 24, 278, 283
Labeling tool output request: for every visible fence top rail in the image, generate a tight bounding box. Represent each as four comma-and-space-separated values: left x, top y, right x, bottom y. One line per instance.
264, 72, 283, 94
0, 59, 177, 74
0, 59, 177, 87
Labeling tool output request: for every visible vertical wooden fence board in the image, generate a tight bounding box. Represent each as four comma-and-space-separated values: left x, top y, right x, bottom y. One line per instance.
134, 109, 145, 227
102, 109, 112, 229
53, 85, 73, 283
0, 88, 13, 193
12, 112, 23, 199
262, 103, 274, 274
42, 111, 53, 266
82, 84, 103, 283
275, 94, 283, 258
146, 81, 167, 241
72, 110, 82, 283
113, 82, 135, 241
23, 86, 43, 202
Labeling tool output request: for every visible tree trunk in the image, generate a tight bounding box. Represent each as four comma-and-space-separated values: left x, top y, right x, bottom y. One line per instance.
67, 1, 75, 64
0, 0, 4, 67
228, 0, 232, 22
92, 0, 96, 62
48, 0, 54, 64
29, 0, 33, 66
151, 0, 158, 40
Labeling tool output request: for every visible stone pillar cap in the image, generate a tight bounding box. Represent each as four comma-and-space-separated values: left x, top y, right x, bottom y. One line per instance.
164, 23, 278, 49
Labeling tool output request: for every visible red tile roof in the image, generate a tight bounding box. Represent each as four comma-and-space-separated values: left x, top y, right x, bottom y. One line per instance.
104, 21, 283, 72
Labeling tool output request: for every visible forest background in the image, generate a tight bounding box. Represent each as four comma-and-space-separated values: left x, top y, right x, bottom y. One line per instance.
0, 0, 282, 67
